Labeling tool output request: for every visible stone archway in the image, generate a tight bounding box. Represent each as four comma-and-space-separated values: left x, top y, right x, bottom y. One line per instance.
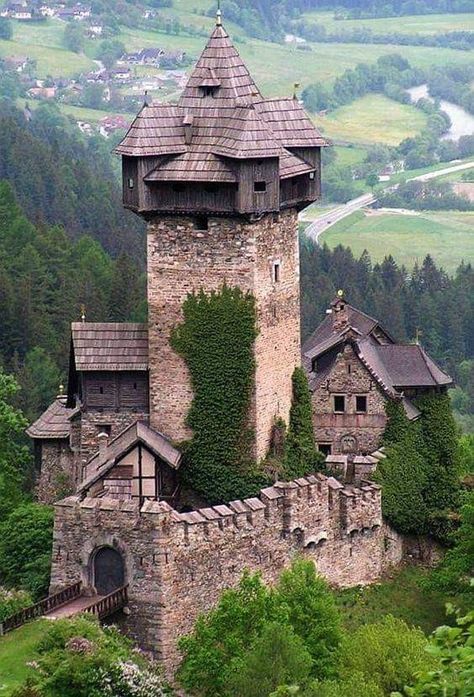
92, 546, 125, 596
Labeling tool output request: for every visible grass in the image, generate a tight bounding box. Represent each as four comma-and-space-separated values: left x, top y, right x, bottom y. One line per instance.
333, 145, 367, 167
337, 566, 449, 635
302, 10, 474, 35
0, 620, 48, 695
0, 19, 95, 78
314, 94, 428, 146
320, 209, 474, 271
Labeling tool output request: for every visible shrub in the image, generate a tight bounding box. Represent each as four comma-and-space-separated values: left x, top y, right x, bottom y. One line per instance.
0, 504, 54, 599
393, 606, 474, 697
283, 368, 324, 479
338, 616, 434, 694
0, 586, 32, 622
227, 622, 313, 697
13, 614, 169, 697
275, 559, 341, 680
177, 560, 343, 696
299, 672, 384, 697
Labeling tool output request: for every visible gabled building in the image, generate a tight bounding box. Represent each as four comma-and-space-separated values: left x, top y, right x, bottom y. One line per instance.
303, 293, 453, 456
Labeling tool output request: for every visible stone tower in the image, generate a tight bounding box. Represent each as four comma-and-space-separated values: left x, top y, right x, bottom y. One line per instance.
116, 15, 327, 459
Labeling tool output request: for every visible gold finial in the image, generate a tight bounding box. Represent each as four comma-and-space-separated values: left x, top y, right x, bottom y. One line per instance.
293, 82, 301, 99
59, 383, 64, 396
415, 327, 423, 345
216, 0, 222, 25
337, 289, 344, 298
80, 305, 86, 323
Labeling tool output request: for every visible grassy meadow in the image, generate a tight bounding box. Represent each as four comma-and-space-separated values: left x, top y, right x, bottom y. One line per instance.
0, 620, 48, 696
314, 94, 428, 146
302, 10, 474, 35
319, 209, 474, 271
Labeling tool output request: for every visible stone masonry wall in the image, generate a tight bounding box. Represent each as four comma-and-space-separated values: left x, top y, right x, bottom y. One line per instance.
75, 410, 149, 476
147, 209, 300, 460
36, 440, 75, 505
50, 474, 402, 678
312, 344, 387, 454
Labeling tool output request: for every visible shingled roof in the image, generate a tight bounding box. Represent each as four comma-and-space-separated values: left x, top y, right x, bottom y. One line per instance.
71, 322, 148, 372
115, 21, 327, 183
303, 298, 453, 419
26, 396, 78, 440
80, 421, 182, 495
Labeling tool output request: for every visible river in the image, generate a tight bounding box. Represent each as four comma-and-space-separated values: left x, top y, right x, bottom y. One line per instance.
407, 84, 474, 141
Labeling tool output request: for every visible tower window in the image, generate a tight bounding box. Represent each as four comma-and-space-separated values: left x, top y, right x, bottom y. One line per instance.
201, 86, 216, 97
309, 172, 315, 180
127, 178, 134, 189
195, 216, 209, 231
356, 395, 368, 413
334, 395, 345, 413
272, 261, 281, 283
254, 181, 267, 193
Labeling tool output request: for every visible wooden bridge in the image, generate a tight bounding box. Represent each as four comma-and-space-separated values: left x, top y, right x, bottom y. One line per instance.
0, 583, 128, 635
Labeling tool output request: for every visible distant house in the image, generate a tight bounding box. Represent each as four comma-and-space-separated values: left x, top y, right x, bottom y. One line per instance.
4, 3, 33, 19
28, 85, 57, 99
122, 48, 165, 66
99, 114, 130, 137
378, 167, 392, 182
108, 66, 132, 82
39, 4, 56, 17
4, 56, 29, 73
87, 23, 103, 37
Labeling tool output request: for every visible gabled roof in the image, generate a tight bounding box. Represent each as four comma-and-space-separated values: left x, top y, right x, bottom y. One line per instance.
26, 396, 78, 440
79, 421, 182, 494
303, 303, 387, 361
212, 105, 282, 159
145, 151, 237, 183
115, 104, 186, 157
71, 322, 148, 372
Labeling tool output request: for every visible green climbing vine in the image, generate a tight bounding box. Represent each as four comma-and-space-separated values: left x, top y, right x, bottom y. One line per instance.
283, 367, 325, 479
171, 285, 268, 504
375, 395, 460, 540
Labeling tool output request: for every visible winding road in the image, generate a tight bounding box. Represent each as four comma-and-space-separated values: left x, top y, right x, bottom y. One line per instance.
304, 160, 474, 245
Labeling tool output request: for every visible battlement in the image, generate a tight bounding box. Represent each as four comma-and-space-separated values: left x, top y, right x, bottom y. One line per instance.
57, 472, 382, 546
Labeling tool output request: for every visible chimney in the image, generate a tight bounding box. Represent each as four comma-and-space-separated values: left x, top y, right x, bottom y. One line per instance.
183, 114, 194, 145
331, 290, 349, 333
97, 431, 109, 461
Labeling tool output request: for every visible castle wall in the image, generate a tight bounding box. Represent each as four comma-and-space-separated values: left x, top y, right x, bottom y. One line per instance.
147, 209, 300, 460
50, 474, 402, 677
312, 344, 387, 454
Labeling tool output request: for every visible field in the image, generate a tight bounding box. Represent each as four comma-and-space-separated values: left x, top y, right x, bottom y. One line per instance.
2, 15, 474, 92
0, 620, 47, 695
302, 10, 474, 35
315, 94, 428, 146
319, 209, 474, 271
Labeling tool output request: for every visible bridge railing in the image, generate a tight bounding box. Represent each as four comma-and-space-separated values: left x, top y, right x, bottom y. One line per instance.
85, 585, 128, 620
0, 581, 83, 635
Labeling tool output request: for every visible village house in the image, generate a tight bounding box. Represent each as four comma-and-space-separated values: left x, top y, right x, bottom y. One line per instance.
98, 114, 130, 137
302, 293, 453, 458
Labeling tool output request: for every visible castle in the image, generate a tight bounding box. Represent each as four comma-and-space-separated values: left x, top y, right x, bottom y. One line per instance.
27, 14, 452, 675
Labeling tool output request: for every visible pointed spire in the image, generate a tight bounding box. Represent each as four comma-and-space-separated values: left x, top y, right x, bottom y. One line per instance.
216, 0, 222, 25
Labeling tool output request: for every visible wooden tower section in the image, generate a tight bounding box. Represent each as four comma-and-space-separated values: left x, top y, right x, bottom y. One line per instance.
116, 17, 328, 460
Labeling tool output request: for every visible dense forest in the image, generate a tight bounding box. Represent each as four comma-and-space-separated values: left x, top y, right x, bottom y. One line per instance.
0, 99, 144, 259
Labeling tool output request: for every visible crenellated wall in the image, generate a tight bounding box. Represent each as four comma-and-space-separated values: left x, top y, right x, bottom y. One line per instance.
50, 473, 402, 677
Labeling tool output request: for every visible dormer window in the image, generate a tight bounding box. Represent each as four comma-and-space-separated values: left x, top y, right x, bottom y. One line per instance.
127, 178, 134, 189
201, 86, 216, 97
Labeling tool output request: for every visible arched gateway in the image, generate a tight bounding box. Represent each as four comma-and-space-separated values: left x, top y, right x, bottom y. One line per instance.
92, 547, 125, 596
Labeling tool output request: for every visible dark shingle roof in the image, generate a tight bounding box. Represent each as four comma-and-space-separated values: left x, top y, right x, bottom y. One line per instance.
26, 397, 78, 440
358, 340, 453, 389
115, 23, 327, 183
303, 304, 381, 360
71, 322, 148, 372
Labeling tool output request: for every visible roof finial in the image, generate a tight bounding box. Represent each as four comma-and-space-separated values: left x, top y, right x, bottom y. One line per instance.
216, 0, 222, 25
80, 304, 86, 323
337, 289, 345, 299
58, 383, 64, 396
293, 82, 301, 100
415, 327, 423, 345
